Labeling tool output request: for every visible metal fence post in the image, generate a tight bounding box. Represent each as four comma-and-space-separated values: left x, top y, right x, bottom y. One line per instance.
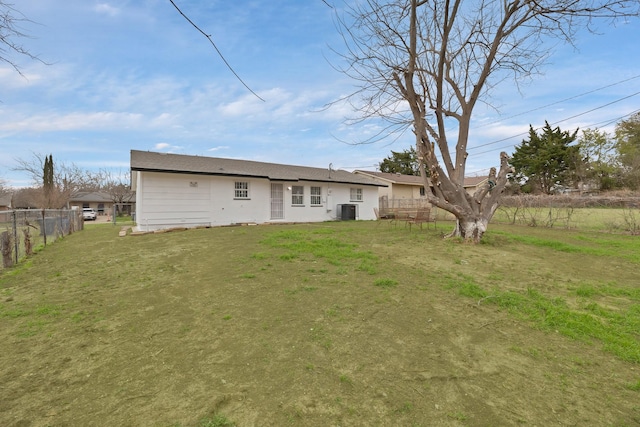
12, 210, 19, 265
42, 209, 47, 247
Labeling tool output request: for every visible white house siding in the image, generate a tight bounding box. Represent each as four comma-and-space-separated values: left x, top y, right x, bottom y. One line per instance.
135, 172, 214, 230
212, 176, 271, 226
278, 181, 378, 223
134, 171, 378, 232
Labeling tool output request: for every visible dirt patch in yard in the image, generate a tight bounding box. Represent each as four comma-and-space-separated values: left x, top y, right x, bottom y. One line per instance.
1, 222, 639, 426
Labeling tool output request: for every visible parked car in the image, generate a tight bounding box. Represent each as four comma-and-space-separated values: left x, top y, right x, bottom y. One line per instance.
82, 208, 97, 221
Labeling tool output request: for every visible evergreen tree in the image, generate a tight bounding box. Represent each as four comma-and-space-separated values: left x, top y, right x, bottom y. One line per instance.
510, 122, 580, 194
43, 154, 54, 207
379, 147, 420, 175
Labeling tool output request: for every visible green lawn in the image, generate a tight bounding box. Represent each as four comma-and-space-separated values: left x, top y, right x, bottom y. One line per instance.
1, 220, 639, 426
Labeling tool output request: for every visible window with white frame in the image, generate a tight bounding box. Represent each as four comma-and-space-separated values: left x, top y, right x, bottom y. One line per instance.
350, 187, 363, 202
234, 181, 249, 199
310, 186, 322, 206
292, 185, 304, 205
420, 186, 426, 196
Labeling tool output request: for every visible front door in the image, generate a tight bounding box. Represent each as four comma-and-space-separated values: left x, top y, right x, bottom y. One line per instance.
270, 183, 284, 220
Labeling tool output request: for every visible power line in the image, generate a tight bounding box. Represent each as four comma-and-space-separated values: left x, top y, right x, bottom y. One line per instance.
549, 91, 640, 125
377, 77, 640, 176
589, 108, 640, 128
470, 107, 640, 158
169, 0, 265, 102
468, 90, 640, 153
475, 73, 640, 129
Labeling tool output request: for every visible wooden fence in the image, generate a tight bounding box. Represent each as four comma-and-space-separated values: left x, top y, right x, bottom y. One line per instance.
378, 196, 455, 222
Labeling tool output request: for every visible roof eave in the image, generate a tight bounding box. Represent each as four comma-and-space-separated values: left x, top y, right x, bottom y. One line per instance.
132, 167, 386, 187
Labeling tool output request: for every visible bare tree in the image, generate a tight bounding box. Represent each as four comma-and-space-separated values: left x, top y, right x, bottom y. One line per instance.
336, 0, 639, 242
99, 169, 134, 213
11, 186, 40, 208
1, 1, 44, 75
13, 153, 103, 208
0, 178, 11, 206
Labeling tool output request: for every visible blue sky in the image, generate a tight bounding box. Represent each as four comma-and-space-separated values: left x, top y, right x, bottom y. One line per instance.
1, 0, 639, 188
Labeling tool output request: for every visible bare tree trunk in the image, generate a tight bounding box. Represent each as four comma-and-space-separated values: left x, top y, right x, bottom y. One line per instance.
1, 231, 13, 268
423, 152, 510, 242
447, 217, 489, 243
23, 228, 33, 256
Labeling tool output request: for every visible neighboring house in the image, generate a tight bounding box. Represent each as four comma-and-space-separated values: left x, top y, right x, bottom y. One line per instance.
353, 171, 427, 201
462, 176, 490, 195
9, 187, 41, 209
130, 150, 386, 232
69, 191, 135, 215
0, 193, 11, 211
354, 170, 489, 200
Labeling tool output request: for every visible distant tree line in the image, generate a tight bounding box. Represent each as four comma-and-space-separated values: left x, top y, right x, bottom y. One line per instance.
5, 153, 133, 209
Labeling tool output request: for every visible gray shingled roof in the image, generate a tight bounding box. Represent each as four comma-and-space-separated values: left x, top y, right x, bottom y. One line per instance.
130, 150, 386, 187
354, 170, 425, 185
355, 170, 487, 188
70, 191, 135, 203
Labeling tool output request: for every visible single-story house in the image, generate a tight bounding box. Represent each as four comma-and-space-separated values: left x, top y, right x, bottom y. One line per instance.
69, 191, 135, 215
461, 176, 490, 194
0, 193, 11, 211
353, 171, 428, 200
353, 170, 489, 200
130, 150, 386, 232
69, 191, 113, 215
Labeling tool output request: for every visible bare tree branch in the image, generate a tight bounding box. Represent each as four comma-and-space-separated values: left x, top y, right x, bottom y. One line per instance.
0, 1, 47, 77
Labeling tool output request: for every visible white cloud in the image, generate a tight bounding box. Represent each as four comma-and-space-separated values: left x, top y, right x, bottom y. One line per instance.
79, 159, 130, 169
0, 111, 144, 132
217, 91, 279, 118
0, 67, 44, 89
94, 3, 120, 17
154, 143, 183, 153
472, 123, 528, 141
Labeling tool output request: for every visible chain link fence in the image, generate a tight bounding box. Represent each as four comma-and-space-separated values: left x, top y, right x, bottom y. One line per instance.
378, 194, 640, 234
0, 209, 83, 271
493, 195, 640, 234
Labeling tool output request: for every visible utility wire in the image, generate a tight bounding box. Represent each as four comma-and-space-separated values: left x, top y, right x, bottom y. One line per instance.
589, 108, 640, 129
475, 73, 640, 129
465, 103, 640, 176
169, 0, 265, 102
471, 107, 640, 157
378, 75, 640, 176
468, 90, 640, 152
